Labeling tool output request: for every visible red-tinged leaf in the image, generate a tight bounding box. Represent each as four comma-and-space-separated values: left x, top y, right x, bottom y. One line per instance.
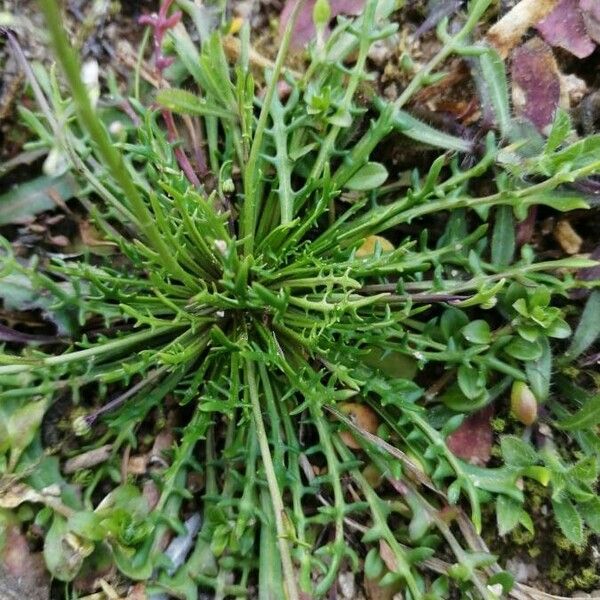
446, 405, 494, 466
280, 0, 365, 49
511, 38, 561, 132
536, 0, 596, 58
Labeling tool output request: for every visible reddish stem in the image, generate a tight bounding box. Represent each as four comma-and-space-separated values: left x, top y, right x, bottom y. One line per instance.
139, 0, 204, 187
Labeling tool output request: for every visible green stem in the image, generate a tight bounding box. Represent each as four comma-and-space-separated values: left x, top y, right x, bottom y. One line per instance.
242, 0, 305, 253
245, 359, 299, 600
393, 0, 493, 111
308, 0, 377, 183
0, 326, 182, 375
39, 0, 193, 284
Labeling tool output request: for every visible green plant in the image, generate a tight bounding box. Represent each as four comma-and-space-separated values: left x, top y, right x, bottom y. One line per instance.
1, 0, 600, 598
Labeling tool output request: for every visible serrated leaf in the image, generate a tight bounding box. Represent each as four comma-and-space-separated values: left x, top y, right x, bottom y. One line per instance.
552, 498, 583, 545
544, 108, 571, 154
557, 391, 600, 431
579, 497, 600, 534
388, 105, 473, 152
518, 191, 588, 220
500, 435, 538, 467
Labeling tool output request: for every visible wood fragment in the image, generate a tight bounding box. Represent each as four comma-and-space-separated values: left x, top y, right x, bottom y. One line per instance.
487, 0, 560, 58
63, 444, 112, 474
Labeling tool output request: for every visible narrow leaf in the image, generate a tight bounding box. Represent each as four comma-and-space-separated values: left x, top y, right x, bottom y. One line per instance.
389, 106, 473, 152
156, 88, 234, 119
478, 49, 511, 137
526, 336, 551, 402
491, 205, 515, 267
566, 290, 600, 362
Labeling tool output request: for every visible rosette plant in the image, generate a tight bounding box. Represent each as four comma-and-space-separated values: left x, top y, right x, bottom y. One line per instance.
1, 0, 600, 598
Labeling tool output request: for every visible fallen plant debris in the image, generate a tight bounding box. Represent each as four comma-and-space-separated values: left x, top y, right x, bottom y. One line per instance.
510, 38, 562, 133
537, 0, 600, 58
0, 0, 600, 599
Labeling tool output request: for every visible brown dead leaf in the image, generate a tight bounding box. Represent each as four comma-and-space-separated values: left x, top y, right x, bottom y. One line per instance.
554, 219, 583, 254
362, 463, 384, 489
142, 480, 160, 511
127, 455, 149, 475
487, 0, 559, 58
79, 220, 117, 255
339, 402, 379, 449
149, 430, 174, 467
364, 575, 397, 600
48, 234, 69, 247
1, 524, 50, 600
446, 405, 494, 466
379, 539, 398, 572
99, 578, 122, 599
0, 483, 73, 517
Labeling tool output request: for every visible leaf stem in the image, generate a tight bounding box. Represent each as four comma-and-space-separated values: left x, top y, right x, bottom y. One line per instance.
245, 359, 299, 600
38, 0, 193, 284
242, 0, 305, 254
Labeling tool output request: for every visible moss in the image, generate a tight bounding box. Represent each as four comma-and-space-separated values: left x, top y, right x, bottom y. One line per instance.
491, 417, 506, 432
510, 527, 535, 546
549, 562, 568, 584
572, 567, 600, 590
553, 533, 585, 555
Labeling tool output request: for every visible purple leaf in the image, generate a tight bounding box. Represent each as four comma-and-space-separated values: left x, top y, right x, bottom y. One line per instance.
280, 0, 365, 49
511, 38, 561, 132
581, 0, 600, 44
536, 0, 596, 58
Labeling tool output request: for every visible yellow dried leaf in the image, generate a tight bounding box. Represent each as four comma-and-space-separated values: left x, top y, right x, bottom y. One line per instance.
355, 235, 394, 258
554, 219, 582, 255
229, 17, 244, 35
339, 402, 379, 449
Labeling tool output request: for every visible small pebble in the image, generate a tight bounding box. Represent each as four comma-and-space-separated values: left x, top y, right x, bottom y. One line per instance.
383, 83, 398, 101
506, 558, 539, 583
338, 572, 356, 600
